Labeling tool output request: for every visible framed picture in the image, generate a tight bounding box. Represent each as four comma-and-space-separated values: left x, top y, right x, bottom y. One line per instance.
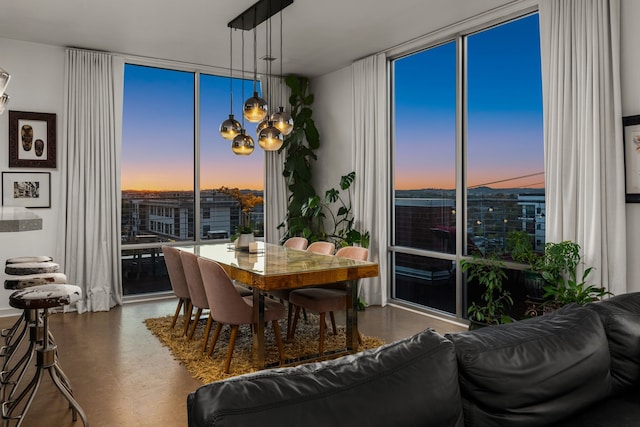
8, 110, 56, 168
623, 115, 640, 202
2, 172, 51, 208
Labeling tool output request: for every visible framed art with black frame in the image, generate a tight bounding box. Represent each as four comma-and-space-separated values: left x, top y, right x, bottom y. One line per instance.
623, 115, 640, 202
8, 110, 56, 168
1, 172, 51, 208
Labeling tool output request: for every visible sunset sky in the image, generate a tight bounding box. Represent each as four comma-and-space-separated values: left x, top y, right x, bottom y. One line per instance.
122, 13, 542, 193
394, 13, 543, 191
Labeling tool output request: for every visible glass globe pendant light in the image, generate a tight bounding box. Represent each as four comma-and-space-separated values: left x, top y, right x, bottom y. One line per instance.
258, 121, 283, 151
220, 28, 241, 140
243, 25, 267, 123
231, 128, 255, 155
271, 9, 293, 136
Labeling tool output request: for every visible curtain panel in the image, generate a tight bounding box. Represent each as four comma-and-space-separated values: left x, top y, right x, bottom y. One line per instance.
539, 0, 626, 295
261, 75, 291, 244
58, 49, 124, 312
352, 53, 389, 306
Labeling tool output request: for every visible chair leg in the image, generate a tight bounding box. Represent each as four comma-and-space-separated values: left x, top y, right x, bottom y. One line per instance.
188, 308, 202, 340
272, 320, 285, 366
202, 315, 213, 353
285, 302, 294, 340
182, 301, 193, 337
207, 323, 223, 357
224, 325, 239, 374
171, 298, 184, 329
319, 312, 326, 356
329, 311, 338, 335
290, 305, 302, 340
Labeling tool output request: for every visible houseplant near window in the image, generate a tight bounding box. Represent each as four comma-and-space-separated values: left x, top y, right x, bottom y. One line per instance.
461, 255, 514, 329
216, 187, 263, 249
539, 241, 611, 307
507, 232, 611, 310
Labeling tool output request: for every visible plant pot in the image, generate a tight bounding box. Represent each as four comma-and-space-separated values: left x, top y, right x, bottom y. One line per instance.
523, 271, 547, 300
235, 233, 255, 250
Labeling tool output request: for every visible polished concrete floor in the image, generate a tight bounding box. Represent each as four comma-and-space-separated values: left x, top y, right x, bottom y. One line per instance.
0, 298, 467, 427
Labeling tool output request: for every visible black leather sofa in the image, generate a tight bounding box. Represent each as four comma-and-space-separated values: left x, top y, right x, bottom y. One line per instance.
187, 292, 640, 427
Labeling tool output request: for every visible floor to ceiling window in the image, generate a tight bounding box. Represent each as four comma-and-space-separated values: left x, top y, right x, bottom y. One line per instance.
391, 12, 544, 320
121, 63, 264, 295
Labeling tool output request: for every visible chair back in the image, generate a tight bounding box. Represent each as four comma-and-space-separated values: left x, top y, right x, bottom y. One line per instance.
162, 246, 190, 300
334, 246, 369, 261
180, 251, 209, 310
306, 241, 335, 255
197, 257, 253, 325
283, 237, 308, 250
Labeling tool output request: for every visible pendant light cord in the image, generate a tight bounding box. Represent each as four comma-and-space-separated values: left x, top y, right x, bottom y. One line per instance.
241, 20, 246, 128
229, 27, 233, 115
279, 7, 284, 108
253, 9, 258, 94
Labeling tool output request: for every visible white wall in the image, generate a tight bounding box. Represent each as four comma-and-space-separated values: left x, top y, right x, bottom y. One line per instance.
311, 66, 354, 194
312, 0, 640, 294
621, 0, 640, 292
0, 38, 65, 315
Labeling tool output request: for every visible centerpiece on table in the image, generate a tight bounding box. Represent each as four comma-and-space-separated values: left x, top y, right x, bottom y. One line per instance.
216, 187, 263, 250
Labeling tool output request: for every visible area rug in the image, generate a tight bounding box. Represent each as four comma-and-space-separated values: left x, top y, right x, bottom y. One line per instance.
144, 313, 385, 384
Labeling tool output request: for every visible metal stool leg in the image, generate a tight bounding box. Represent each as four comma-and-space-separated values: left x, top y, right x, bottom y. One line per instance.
1, 308, 87, 427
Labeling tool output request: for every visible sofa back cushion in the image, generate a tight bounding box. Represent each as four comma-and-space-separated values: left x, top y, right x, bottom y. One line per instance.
587, 292, 640, 394
187, 328, 464, 427
446, 304, 611, 427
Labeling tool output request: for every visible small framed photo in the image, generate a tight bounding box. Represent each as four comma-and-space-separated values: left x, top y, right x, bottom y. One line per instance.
8, 111, 56, 168
2, 172, 51, 208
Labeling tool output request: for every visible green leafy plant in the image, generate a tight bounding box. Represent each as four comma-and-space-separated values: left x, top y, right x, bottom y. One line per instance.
461, 255, 513, 327
540, 241, 611, 306
278, 76, 369, 249
301, 172, 370, 248
278, 75, 320, 240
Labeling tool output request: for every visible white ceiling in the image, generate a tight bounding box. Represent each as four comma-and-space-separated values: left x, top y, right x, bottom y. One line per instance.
0, 0, 515, 77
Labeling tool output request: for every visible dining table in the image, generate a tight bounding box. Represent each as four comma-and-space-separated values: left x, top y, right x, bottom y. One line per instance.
174, 241, 379, 369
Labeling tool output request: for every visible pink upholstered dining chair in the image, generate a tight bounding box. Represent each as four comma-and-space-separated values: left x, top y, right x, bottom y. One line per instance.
289, 246, 369, 355
283, 236, 308, 250
306, 241, 335, 255
197, 257, 286, 373
181, 251, 252, 353
274, 240, 334, 340
162, 245, 191, 332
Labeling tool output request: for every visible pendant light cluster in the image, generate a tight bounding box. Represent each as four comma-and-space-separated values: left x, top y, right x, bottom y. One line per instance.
219, 0, 294, 156
0, 67, 10, 115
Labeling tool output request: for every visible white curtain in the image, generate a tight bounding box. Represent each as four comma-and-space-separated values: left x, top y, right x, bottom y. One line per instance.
58, 48, 124, 312
352, 53, 389, 306
539, 0, 626, 295
261, 74, 291, 244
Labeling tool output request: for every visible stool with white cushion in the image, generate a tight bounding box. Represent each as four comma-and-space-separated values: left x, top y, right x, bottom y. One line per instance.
2, 284, 87, 427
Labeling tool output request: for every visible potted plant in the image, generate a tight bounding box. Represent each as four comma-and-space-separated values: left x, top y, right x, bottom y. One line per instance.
461, 255, 514, 329
539, 241, 611, 308
216, 187, 263, 249
506, 230, 546, 300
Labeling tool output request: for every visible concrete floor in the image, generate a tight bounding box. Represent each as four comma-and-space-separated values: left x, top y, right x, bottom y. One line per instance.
0, 298, 466, 427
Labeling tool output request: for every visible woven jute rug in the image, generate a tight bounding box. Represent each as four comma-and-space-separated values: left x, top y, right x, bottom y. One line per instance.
144, 313, 385, 383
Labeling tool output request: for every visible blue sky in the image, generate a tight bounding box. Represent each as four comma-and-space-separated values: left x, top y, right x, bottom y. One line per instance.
122, 13, 543, 193
394, 13, 543, 190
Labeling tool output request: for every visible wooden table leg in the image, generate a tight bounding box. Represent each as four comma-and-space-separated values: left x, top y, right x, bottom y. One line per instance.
251, 287, 265, 368
345, 279, 359, 351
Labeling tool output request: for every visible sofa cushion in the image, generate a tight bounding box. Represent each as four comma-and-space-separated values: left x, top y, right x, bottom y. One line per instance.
587, 292, 640, 394
187, 328, 464, 427
446, 304, 611, 427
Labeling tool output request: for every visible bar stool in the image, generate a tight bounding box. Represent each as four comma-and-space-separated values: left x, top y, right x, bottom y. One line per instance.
1, 273, 68, 397
2, 284, 87, 427
2, 259, 63, 353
